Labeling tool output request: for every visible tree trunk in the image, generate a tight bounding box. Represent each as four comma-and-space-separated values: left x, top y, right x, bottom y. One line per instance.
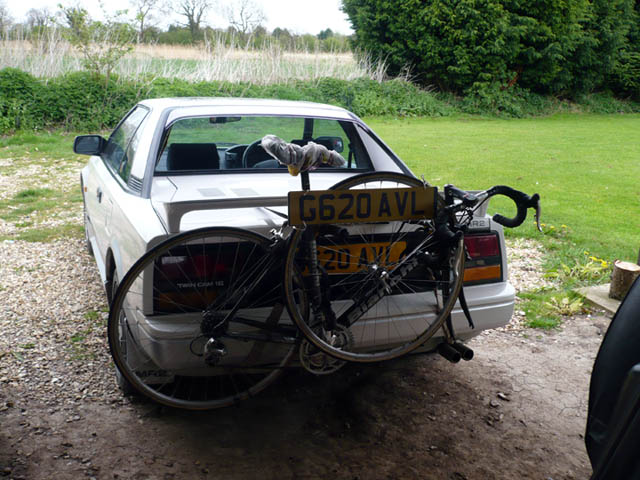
609, 260, 640, 300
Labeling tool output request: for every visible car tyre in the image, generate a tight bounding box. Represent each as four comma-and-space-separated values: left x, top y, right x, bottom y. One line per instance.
83, 198, 93, 257
111, 273, 137, 396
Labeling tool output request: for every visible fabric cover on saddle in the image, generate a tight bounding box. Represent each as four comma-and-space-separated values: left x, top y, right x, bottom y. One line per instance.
261, 135, 346, 176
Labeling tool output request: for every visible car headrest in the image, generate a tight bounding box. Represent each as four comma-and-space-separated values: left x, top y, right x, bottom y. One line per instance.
290, 138, 337, 151
166, 143, 219, 171
313, 137, 336, 150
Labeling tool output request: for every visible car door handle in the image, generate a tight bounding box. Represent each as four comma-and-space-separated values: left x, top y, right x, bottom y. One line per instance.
96, 187, 103, 203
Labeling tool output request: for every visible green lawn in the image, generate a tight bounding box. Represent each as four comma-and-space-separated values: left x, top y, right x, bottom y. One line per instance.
0, 131, 85, 241
367, 114, 640, 266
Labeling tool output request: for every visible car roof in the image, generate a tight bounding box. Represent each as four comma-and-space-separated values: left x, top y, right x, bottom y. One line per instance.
138, 97, 359, 122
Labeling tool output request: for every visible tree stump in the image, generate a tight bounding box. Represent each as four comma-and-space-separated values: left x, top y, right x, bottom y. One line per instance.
609, 260, 640, 300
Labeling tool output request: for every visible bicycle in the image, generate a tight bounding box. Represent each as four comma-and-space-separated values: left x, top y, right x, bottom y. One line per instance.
107, 143, 540, 410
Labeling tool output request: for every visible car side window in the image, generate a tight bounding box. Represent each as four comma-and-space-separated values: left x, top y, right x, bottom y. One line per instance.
103, 106, 149, 182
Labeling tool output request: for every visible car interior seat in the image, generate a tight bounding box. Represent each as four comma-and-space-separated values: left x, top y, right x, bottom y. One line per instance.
166, 143, 219, 171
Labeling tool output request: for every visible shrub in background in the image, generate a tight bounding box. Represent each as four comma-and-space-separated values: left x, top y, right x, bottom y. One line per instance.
1, 66, 638, 134
0, 67, 456, 133
0, 68, 42, 131
342, 0, 636, 98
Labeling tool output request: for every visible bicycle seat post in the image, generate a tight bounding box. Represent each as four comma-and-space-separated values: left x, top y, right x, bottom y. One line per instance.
300, 170, 311, 191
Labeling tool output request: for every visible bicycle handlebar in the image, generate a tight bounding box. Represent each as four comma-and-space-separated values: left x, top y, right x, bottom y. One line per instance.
443, 184, 541, 232
485, 185, 541, 230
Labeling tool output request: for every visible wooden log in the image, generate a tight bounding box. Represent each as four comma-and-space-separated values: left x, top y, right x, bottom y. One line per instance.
609, 260, 640, 300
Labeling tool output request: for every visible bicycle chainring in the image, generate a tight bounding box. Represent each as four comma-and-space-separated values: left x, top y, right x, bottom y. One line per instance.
299, 325, 354, 375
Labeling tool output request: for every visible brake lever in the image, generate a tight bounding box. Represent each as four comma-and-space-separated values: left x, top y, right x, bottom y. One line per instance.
534, 199, 542, 232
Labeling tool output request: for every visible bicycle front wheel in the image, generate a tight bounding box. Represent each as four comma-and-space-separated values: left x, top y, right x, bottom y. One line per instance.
108, 226, 297, 410
284, 172, 465, 363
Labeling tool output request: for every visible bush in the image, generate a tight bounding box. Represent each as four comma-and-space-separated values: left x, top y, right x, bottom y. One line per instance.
342, 0, 635, 97
460, 84, 558, 117
613, 51, 640, 99
0, 67, 459, 133
1, 67, 639, 134
343, 0, 518, 93
40, 72, 143, 130
0, 68, 43, 131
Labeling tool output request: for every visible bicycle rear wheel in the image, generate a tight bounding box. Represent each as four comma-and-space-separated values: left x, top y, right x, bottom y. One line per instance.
284, 172, 464, 363
108, 226, 297, 410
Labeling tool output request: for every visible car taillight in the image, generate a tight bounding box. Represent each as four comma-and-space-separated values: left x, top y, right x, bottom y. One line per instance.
463, 233, 502, 285
465, 234, 500, 258
157, 254, 227, 280
151, 242, 270, 315
154, 253, 225, 314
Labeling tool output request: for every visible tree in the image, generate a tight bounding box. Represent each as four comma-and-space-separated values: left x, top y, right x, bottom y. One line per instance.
225, 0, 266, 35
57, 4, 134, 85
342, 0, 636, 96
272, 26, 293, 49
343, 0, 519, 92
612, 0, 640, 98
26, 7, 53, 30
0, 0, 13, 34
317, 28, 333, 40
129, 0, 161, 43
172, 0, 212, 42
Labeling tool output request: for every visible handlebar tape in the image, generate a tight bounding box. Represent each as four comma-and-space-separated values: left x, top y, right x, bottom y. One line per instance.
486, 185, 540, 228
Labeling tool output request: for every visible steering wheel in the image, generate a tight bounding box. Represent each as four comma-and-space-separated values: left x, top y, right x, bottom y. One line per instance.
224, 144, 246, 169
242, 139, 272, 168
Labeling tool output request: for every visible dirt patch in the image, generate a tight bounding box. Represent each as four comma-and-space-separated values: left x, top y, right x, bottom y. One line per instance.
0, 237, 606, 479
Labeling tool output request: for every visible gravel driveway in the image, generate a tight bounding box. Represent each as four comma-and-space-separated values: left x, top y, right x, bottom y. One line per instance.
0, 230, 605, 479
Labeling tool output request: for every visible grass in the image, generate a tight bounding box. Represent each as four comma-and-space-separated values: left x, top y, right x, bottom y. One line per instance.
367, 114, 640, 264
0, 131, 86, 242
367, 113, 640, 327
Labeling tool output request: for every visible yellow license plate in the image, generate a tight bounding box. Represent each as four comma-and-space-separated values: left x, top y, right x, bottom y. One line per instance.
317, 241, 407, 274
288, 187, 436, 226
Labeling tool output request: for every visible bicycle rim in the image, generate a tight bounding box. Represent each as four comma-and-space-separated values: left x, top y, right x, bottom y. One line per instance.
284, 172, 464, 363
108, 226, 297, 410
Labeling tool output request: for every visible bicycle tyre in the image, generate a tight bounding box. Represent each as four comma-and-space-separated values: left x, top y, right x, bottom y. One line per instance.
108, 226, 297, 410
284, 171, 465, 363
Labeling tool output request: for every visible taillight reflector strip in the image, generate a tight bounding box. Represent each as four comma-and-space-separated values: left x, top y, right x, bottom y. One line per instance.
463, 265, 502, 283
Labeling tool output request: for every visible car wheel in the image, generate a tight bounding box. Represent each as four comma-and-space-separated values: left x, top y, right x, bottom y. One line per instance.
111, 273, 137, 396
107, 226, 298, 410
83, 198, 93, 257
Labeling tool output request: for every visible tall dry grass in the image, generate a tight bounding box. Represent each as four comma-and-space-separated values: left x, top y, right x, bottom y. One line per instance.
0, 28, 388, 84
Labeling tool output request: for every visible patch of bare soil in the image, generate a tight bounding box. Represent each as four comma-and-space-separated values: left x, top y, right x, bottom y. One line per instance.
0, 238, 606, 480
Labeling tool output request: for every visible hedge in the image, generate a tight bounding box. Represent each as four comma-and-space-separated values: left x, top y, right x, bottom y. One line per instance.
1, 67, 639, 134
0, 68, 455, 134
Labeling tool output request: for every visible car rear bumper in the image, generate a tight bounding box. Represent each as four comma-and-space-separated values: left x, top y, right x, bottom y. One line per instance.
124, 280, 515, 373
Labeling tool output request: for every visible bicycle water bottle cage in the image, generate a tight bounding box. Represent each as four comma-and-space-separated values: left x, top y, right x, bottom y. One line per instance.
261, 135, 346, 176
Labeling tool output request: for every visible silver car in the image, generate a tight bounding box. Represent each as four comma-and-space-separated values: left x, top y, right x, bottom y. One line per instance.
76, 98, 515, 408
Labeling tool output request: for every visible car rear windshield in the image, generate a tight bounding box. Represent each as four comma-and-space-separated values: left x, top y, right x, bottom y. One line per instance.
154, 115, 374, 174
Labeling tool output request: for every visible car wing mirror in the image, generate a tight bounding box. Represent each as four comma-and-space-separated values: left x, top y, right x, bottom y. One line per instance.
74, 135, 106, 155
